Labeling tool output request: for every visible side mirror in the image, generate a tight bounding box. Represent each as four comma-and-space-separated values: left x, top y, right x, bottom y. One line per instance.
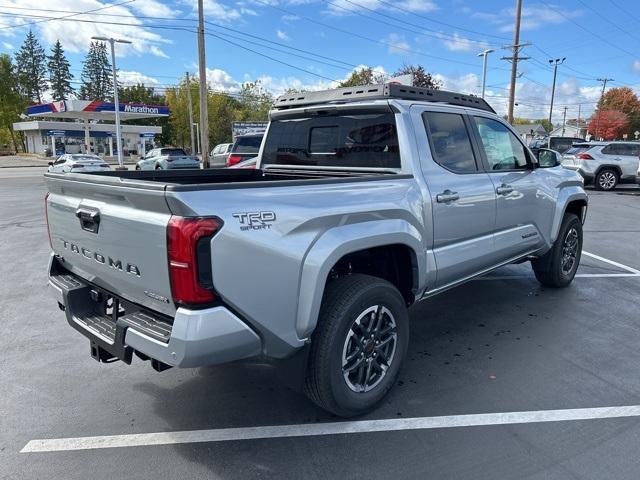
48, 162, 54, 166
537, 148, 561, 168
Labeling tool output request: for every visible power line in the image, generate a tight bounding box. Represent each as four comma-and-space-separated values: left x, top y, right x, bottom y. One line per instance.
573, 0, 640, 44
205, 31, 340, 83
0, 0, 135, 31
251, 0, 504, 70
327, 0, 501, 49
538, 0, 638, 58
0, 10, 197, 33
369, 0, 512, 42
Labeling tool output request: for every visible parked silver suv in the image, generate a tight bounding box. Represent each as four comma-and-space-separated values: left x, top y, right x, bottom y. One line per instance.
561, 141, 640, 190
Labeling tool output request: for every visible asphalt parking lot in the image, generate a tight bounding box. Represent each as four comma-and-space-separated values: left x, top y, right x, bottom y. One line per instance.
2, 167, 640, 479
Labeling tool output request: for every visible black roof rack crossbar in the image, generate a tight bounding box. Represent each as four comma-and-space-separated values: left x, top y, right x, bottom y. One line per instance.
273, 83, 495, 113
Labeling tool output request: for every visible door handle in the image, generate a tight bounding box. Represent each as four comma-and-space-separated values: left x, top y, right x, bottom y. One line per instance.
76, 207, 101, 233
436, 190, 459, 203
496, 184, 514, 195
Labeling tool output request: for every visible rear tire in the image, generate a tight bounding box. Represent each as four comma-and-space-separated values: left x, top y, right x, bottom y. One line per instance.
531, 214, 582, 288
304, 274, 409, 417
595, 168, 618, 191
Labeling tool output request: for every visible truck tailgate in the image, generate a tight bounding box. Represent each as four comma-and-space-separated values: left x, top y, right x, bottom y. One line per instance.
46, 174, 176, 317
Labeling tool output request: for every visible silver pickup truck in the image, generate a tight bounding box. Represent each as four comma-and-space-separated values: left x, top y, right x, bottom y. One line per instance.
45, 84, 588, 416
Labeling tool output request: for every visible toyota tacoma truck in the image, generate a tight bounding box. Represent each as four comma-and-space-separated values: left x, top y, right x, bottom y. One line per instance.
45, 84, 588, 417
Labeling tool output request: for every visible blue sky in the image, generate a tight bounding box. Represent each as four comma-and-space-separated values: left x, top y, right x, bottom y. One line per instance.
1, 0, 639, 123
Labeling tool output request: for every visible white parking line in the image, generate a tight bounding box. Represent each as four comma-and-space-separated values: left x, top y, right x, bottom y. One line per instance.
582, 251, 640, 275
20, 404, 640, 453
476, 273, 640, 281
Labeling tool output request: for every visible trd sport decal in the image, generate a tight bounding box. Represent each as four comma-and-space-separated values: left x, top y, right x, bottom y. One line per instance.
232, 211, 276, 231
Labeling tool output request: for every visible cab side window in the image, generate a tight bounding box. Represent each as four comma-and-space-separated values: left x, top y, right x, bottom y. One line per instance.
473, 117, 529, 170
422, 112, 477, 173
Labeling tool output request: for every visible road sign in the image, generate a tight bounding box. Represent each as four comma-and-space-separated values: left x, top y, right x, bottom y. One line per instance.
232, 121, 268, 139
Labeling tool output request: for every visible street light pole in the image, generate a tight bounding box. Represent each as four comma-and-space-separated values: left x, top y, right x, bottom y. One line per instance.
197, 0, 210, 168
477, 49, 495, 99
92, 36, 131, 170
548, 57, 565, 125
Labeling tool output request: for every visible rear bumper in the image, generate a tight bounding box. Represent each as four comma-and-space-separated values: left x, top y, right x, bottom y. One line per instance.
48, 253, 261, 368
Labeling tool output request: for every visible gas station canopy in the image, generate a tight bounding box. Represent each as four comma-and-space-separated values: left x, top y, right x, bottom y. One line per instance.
26, 100, 170, 121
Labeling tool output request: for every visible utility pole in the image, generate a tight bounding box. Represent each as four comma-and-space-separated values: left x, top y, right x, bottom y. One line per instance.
186, 72, 196, 155
561, 106, 567, 136
197, 0, 210, 168
548, 58, 566, 124
501, 0, 529, 123
91, 36, 131, 170
477, 49, 495, 99
578, 103, 583, 138
594, 77, 614, 140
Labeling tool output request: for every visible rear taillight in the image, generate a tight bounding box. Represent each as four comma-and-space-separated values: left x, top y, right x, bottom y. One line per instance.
44, 192, 52, 248
576, 153, 594, 160
227, 155, 242, 166
167, 216, 222, 306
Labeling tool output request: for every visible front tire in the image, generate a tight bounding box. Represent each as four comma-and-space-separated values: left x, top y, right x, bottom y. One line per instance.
304, 274, 409, 417
595, 168, 618, 191
531, 214, 582, 288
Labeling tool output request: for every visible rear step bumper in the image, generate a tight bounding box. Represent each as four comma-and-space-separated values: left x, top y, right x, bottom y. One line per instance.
48, 253, 262, 368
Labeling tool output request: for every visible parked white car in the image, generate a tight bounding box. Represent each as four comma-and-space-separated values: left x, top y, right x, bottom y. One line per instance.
136, 147, 200, 170
47, 154, 111, 173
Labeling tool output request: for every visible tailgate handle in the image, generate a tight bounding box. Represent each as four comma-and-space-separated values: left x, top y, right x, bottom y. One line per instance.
76, 207, 100, 234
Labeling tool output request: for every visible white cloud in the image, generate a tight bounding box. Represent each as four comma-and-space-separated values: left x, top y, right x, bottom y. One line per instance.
2, 41, 13, 50
183, 0, 241, 21
328, 0, 436, 15
0, 0, 170, 57
206, 68, 242, 93
384, 33, 410, 55
633, 60, 640, 73
439, 32, 489, 53
473, 3, 582, 33
131, 0, 179, 17
435, 71, 603, 124
276, 30, 290, 41
281, 14, 300, 22
119, 70, 160, 86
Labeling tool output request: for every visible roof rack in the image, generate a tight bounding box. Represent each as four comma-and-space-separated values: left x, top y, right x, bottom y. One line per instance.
273, 83, 495, 113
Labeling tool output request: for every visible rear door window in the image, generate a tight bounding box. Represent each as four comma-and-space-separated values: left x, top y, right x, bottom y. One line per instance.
161, 148, 187, 156
422, 112, 477, 173
232, 136, 263, 154
262, 113, 400, 168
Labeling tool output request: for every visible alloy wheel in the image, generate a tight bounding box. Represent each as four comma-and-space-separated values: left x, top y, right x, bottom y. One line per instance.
341, 305, 397, 393
561, 227, 579, 275
599, 171, 616, 190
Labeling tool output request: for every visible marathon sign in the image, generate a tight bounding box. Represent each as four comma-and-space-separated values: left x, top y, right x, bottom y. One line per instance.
26, 100, 170, 117
124, 104, 160, 114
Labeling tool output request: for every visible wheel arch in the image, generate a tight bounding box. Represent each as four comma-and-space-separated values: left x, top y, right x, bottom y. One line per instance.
551, 189, 588, 243
295, 219, 424, 340
595, 164, 622, 179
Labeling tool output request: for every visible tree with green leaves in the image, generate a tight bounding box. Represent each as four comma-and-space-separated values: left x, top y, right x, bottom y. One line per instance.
236, 81, 273, 121
338, 67, 386, 87
79, 41, 113, 101
0, 54, 27, 151
392, 64, 441, 89
47, 40, 74, 101
14, 30, 48, 103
